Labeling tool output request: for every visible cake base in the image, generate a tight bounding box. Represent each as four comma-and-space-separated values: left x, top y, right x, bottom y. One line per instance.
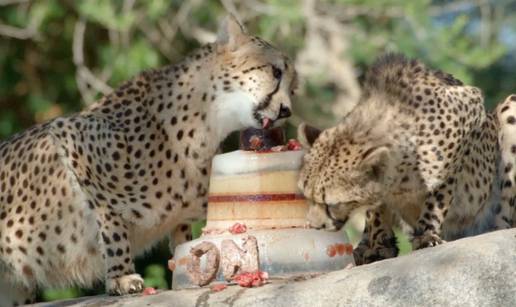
171, 228, 354, 290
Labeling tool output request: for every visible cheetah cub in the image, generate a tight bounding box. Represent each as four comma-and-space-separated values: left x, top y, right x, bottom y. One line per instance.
0, 15, 296, 305
298, 54, 515, 265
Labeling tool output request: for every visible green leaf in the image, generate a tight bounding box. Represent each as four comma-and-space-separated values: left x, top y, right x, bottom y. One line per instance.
78, 0, 135, 30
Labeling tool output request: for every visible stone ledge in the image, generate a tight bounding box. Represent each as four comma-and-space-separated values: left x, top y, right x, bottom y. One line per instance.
36, 229, 516, 307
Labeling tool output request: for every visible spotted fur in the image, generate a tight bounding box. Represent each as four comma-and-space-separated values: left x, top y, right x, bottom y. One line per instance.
0, 15, 296, 306
298, 54, 514, 265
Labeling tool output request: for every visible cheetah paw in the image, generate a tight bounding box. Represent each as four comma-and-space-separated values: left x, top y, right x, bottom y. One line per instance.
411, 233, 445, 250
353, 245, 399, 265
106, 274, 144, 296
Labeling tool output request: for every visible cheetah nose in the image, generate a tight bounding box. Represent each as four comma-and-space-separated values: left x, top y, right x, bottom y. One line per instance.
278, 104, 291, 119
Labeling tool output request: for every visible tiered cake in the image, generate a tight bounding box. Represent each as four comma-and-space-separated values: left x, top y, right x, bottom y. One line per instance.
171, 128, 354, 289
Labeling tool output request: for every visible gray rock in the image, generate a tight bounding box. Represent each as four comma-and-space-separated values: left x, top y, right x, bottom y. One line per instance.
36, 229, 516, 307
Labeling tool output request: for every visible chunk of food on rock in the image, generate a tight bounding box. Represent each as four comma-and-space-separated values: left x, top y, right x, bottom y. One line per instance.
142, 287, 157, 296
229, 222, 247, 234
232, 271, 269, 287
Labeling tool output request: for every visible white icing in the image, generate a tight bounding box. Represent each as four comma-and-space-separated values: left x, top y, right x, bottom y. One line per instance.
211, 150, 305, 175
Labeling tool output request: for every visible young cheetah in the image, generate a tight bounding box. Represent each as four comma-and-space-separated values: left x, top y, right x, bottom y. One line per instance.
297, 54, 515, 265
0, 15, 297, 305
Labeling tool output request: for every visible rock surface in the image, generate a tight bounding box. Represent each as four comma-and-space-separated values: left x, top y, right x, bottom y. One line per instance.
36, 229, 516, 307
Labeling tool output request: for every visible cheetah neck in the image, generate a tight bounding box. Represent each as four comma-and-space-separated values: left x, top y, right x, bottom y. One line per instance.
142, 43, 257, 157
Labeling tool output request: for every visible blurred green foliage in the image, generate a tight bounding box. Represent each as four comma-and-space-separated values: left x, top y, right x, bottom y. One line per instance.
1, 0, 515, 302
143, 264, 169, 289
41, 287, 83, 302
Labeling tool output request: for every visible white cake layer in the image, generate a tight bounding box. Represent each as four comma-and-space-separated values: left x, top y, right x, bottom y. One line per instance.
207, 200, 308, 223
209, 170, 300, 194
211, 150, 305, 175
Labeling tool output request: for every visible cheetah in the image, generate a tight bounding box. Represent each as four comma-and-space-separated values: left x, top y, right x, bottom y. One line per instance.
0, 15, 297, 306
297, 54, 515, 265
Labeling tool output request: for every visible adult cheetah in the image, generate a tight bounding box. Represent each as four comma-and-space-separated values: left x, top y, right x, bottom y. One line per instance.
0, 16, 297, 305
297, 54, 515, 265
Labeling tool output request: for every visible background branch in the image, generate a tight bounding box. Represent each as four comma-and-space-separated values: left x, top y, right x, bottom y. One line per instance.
73, 19, 112, 105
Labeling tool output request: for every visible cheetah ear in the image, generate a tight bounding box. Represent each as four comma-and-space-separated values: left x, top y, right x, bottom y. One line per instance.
216, 14, 247, 51
298, 123, 322, 148
360, 146, 390, 180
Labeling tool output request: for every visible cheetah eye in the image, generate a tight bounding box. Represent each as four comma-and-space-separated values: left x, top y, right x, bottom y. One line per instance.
272, 66, 282, 80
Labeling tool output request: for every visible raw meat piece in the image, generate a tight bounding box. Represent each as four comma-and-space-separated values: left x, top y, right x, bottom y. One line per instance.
287, 139, 302, 151
249, 135, 263, 151
142, 287, 157, 296
229, 223, 247, 234
232, 271, 269, 287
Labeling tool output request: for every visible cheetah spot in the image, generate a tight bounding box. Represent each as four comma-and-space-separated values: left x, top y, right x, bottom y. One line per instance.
22, 265, 34, 278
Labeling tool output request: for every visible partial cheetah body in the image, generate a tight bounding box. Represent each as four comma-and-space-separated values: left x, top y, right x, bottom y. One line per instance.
298, 54, 515, 265
0, 16, 296, 306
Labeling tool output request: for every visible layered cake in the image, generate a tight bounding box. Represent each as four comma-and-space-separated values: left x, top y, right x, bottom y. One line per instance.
171, 128, 354, 290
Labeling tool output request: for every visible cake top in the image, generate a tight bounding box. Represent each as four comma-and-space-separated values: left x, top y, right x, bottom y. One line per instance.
239, 127, 285, 151
211, 149, 304, 175
211, 127, 304, 175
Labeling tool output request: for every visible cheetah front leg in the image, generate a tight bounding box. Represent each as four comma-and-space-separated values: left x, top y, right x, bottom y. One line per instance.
0, 279, 35, 307
411, 185, 451, 250
494, 94, 516, 229
353, 204, 398, 265
97, 210, 144, 295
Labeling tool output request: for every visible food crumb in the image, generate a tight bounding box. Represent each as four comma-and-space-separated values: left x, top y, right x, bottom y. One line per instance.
229, 223, 247, 234
142, 287, 157, 296
211, 283, 228, 292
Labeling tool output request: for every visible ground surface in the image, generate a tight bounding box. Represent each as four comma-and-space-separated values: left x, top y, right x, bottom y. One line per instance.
34, 229, 516, 307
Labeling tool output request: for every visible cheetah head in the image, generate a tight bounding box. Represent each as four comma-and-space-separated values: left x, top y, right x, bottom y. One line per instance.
297, 122, 396, 231
210, 15, 297, 136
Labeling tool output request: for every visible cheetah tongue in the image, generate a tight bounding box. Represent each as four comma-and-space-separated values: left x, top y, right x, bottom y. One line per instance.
262, 117, 272, 129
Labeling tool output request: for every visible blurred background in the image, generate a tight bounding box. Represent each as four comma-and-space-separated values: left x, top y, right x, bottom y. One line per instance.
0, 0, 515, 302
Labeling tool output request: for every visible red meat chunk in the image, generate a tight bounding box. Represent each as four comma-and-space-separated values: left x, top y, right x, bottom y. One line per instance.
287, 139, 302, 151
229, 223, 247, 234
232, 271, 269, 287
142, 287, 157, 296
